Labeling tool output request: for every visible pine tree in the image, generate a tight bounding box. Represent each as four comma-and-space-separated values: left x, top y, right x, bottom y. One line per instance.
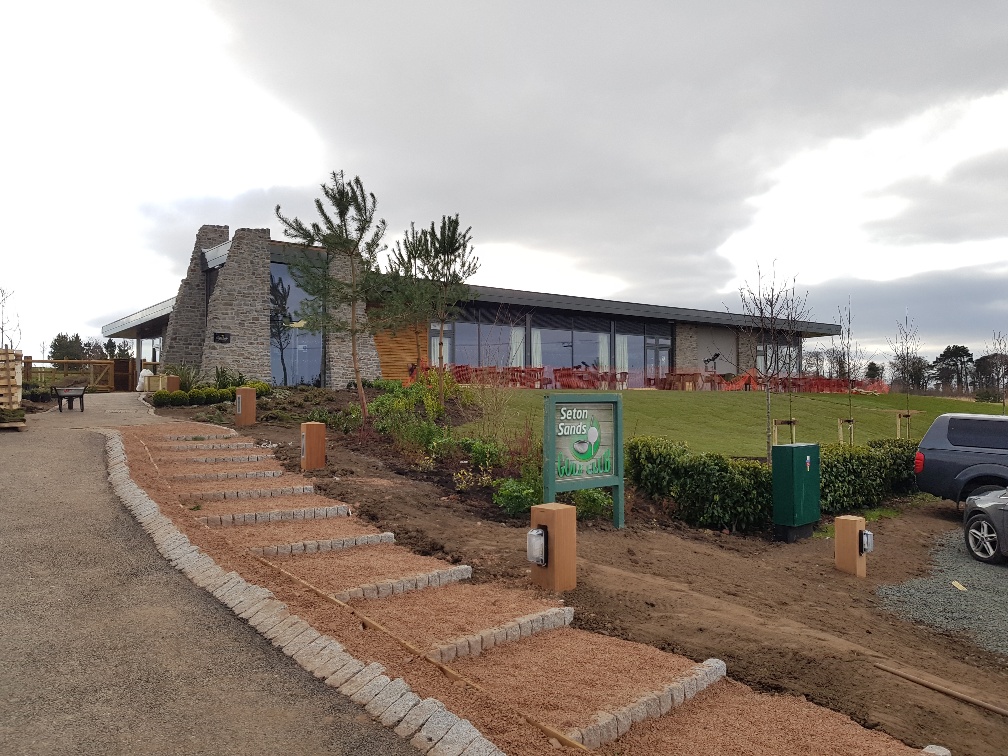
276, 171, 386, 416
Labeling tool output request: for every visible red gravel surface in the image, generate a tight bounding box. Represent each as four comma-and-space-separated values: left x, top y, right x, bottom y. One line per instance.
212, 518, 381, 550
274, 544, 451, 593
349, 581, 561, 651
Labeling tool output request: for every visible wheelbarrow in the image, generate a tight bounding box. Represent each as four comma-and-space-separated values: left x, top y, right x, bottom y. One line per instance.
52, 385, 87, 412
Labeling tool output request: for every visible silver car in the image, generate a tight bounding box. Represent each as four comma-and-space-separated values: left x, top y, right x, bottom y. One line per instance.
964, 488, 1008, 564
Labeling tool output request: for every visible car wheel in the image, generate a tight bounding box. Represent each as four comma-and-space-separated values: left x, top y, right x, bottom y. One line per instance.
964, 513, 1006, 564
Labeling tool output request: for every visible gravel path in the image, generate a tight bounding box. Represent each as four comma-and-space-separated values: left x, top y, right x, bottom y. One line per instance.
0, 396, 414, 756
877, 528, 1008, 656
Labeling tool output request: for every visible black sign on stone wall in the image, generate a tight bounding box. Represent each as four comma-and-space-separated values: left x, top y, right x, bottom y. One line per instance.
213, 332, 231, 344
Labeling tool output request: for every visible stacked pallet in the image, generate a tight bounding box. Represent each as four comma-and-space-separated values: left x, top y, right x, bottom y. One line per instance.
0, 349, 25, 429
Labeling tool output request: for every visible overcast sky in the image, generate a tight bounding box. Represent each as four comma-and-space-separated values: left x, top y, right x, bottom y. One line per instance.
3, 1, 1007, 364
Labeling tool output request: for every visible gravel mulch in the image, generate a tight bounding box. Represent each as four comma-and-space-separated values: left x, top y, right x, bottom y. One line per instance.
451, 627, 699, 732
275, 544, 451, 593
597, 679, 919, 755
350, 581, 561, 651
877, 530, 1008, 656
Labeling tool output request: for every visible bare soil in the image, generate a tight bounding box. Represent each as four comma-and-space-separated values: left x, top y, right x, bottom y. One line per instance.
150, 404, 1008, 755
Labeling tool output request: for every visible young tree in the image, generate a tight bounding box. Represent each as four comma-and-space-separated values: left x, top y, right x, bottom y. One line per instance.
269, 272, 293, 386
736, 265, 809, 465
276, 171, 387, 415
887, 312, 924, 423
865, 361, 884, 382
0, 287, 21, 350
369, 223, 437, 369
832, 298, 869, 440
417, 214, 479, 406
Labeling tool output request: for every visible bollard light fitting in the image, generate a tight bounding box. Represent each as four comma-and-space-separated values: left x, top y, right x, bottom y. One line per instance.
859, 529, 874, 555
527, 527, 547, 567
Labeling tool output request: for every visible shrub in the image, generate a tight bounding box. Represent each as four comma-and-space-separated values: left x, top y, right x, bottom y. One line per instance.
975, 387, 1004, 403
819, 444, 886, 513
673, 453, 772, 532
150, 390, 171, 407
493, 478, 540, 516
168, 390, 190, 407
569, 487, 612, 520
244, 380, 271, 398
207, 388, 226, 404
188, 387, 208, 406
866, 438, 919, 495
625, 436, 690, 499
456, 437, 504, 470
371, 378, 404, 394
163, 363, 203, 392
214, 366, 246, 389
227, 386, 237, 401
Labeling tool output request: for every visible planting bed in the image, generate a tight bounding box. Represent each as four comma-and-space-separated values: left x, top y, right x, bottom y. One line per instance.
273, 544, 452, 593
452, 627, 700, 732
214, 518, 380, 550
348, 581, 561, 651
140, 407, 1008, 754
597, 679, 919, 756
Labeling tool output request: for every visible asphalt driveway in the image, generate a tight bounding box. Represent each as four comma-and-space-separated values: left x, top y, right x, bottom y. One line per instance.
0, 395, 414, 755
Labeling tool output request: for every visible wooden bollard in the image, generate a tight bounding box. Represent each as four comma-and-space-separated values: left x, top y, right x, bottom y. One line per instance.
835, 515, 867, 578
301, 422, 326, 471
529, 503, 577, 593
235, 387, 256, 427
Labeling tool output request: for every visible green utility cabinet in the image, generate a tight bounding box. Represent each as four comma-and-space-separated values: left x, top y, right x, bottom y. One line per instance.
772, 443, 821, 542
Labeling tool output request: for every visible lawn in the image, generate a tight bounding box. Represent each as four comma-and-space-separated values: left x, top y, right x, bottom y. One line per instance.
460, 388, 1004, 458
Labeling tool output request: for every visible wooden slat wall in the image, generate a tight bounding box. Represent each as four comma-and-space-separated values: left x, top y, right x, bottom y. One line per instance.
373, 326, 427, 382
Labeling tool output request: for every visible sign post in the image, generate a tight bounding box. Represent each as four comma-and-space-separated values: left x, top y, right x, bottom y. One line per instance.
543, 393, 625, 528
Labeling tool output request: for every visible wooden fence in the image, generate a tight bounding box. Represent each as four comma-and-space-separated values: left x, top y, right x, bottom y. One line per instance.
20, 358, 159, 392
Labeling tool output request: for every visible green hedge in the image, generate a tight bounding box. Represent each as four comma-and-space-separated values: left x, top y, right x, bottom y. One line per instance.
626, 435, 919, 531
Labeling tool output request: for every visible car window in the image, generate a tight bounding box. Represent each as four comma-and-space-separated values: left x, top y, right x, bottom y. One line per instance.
947, 418, 1008, 449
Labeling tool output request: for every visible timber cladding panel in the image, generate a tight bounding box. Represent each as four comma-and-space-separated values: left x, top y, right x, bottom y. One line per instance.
372, 325, 427, 382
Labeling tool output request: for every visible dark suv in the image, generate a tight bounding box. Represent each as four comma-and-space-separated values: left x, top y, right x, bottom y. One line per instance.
915, 413, 1008, 504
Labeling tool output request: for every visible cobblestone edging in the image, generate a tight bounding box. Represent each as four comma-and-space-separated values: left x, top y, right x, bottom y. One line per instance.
172, 470, 284, 481
179, 484, 314, 501
160, 441, 256, 451
429, 608, 574, 665
249, 532, 395, 557
195, 505, 350, 527
98, 429, 506, 756
159, 432, 237, 441
567, 659, 727, 749
331, 566, 474, 603
190, 454, 274, 463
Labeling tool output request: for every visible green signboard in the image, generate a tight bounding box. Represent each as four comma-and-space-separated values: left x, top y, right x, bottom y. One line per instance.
543, 393, 625, 528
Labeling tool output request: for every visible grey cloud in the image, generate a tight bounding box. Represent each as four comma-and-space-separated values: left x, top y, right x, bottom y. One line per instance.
134, 3, 1008, 331
866, 151, 1008, 244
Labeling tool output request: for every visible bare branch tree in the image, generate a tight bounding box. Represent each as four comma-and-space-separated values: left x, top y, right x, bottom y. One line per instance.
886, 312, 924, 423
0, 287, 21, 350
832, 297, 869, 442
736, 265, 809, 464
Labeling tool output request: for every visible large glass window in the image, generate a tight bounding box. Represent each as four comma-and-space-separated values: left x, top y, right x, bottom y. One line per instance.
573, 331, 609, 371
429, 321, 454, 367
533, 328, 573, 371
453, 321, 478, 366
481, 323, 524, 367
269, 262, 322, 386
615, 321, 645, 388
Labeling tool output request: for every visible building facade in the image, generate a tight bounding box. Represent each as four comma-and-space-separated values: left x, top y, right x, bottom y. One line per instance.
103, 223, 839, 390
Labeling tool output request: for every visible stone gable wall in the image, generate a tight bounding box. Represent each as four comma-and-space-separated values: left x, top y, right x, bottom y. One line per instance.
200, 228, 271, 382
323, 253, 382, 387
673, 323, 698, 373
161, 225, 229, 368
